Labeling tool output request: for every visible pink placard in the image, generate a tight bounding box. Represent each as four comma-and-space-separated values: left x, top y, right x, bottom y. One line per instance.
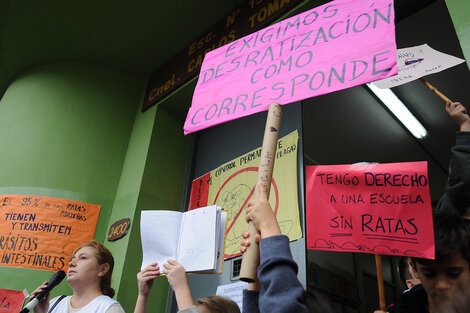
184, 0, 397, 134
306, 162, 434, 259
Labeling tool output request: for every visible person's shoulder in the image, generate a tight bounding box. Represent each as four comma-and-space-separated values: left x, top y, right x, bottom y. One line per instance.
105, 301, 125, 313
406, 284, 425, 299
177, 306, 199, 313
50, 295, 69, 306
409, 284, 424, 293
399, 285, 420, 306
93, 295, 121, 310
399, 284, 428, 313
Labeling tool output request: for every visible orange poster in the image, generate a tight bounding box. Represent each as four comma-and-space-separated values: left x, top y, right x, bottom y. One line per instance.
0, 195, 100, 271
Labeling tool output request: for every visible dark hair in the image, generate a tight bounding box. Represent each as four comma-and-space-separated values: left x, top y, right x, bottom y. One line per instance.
412, 211, 470, 266
72, 240, 115, 298
197, 295, 240, 313
399, 256, 412, 284
302, 290, 335, 313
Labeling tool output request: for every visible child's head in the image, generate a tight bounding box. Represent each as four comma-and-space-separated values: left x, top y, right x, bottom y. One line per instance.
196, 295, 240, 313
399, 256, 421, 289
411, 212, 470, 310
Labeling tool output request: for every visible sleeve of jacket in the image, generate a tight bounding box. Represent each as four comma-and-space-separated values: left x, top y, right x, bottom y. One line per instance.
257, 235, 309, 313
436, 131, 470, 215
242, 289, 260, 313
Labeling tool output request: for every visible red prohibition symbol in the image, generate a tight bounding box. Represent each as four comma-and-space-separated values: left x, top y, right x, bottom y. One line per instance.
213, 167, 279, 258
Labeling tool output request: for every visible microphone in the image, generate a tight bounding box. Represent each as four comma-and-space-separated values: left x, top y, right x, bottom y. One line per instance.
20, 270, 66, 313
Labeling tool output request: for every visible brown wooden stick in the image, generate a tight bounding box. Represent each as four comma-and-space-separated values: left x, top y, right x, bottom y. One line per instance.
239, 103, 282, 283
419, 78, 452, 103
375, 254, 387, 312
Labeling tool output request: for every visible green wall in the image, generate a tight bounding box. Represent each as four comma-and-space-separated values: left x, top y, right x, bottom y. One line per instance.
446, 0, 470, 71
0, 61, 192, 313
115, 106, 191, 312
0, 62, 144, 300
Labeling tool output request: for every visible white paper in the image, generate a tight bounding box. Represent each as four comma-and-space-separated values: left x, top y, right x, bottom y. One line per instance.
214, 211, 227, 273
140, 210, 182, 270
216, 281, 248, 312
178, 205, 218, 271
140, 206, 225, 273
372, 44, 465, 89
191, 209, 227, 274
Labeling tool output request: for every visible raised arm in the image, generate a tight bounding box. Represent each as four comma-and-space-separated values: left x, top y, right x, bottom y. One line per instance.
446, 101, 470, 132
134, 262, 160, 313
243, 183, 308, 313
241, 231, 261, 313
437, 101, 470, 217
163, 260, 195, 311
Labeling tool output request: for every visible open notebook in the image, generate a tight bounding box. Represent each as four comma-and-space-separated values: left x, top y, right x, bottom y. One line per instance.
140, 205, 227, 274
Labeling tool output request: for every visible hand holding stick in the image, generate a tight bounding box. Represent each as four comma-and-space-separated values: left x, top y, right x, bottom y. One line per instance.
239, 103, 282, 282
420, 78, 470, 131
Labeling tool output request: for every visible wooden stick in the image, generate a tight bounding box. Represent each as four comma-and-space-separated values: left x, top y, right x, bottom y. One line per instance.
239, 103, 282, 283
375, 254, 387, 312
419, 78, 452, 103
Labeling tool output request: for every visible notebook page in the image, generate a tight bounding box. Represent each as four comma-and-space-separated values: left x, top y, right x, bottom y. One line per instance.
140, 210, 182, 270
214, 210, 227, 273
177, 205, 217, 272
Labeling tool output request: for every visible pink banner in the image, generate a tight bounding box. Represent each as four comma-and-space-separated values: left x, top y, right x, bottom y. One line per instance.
184, 0, 397, 134
306, 162, 434, 259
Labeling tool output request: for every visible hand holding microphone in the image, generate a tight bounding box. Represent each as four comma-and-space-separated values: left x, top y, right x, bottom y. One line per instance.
21, 270, 66, 313
25, 281, 50, 313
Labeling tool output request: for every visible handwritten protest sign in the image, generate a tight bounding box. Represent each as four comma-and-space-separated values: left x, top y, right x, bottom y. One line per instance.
0, 195, 100, 271
0, 288, 25, 313
306, 162, 434, 259
184, 0, 397, 134
372, 44, 465, 89
189, 131, 302, 258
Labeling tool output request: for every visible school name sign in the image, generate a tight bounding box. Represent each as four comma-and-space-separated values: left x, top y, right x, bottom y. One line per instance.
184, 0, 397, 134
305, 162, 434, 259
